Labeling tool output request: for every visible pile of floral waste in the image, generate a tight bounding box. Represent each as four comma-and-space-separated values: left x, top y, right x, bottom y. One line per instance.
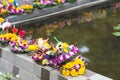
0, 19, 87, 77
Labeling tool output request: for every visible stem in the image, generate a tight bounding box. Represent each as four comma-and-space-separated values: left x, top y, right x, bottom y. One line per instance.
2, 29, 4, 34
53, 36, 59, 43
6, 27, 8, 33
24, 0, 27, 5
13, 24, 15, 28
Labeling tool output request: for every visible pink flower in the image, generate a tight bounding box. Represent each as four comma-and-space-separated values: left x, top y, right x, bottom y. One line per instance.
74, 64, 81, 69
41, 0, 54, 5
0, 3, 3, 10
2, 22, 11, 28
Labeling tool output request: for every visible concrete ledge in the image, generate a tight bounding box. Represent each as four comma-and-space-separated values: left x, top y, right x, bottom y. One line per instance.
0, 58, 14, 73
5, 0, 117, 25
0, 47, 113, 80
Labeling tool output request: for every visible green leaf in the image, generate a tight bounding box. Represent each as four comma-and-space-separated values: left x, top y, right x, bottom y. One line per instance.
113, 32, 120, 36
0, 73, 13, 80
113, 24, 120, 30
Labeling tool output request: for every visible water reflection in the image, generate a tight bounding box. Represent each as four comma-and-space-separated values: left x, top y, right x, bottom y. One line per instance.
22, 6, 120, 80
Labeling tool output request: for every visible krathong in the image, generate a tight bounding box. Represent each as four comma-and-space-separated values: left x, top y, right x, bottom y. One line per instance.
9, 37, 29, 53
7, 3, 24, 15
9, 26, 28, 53
33, 1, 41, 9
0, 3, 7, 16
49, 37, 79, 66
32, 38, 52, 65
21, 0, 33, 13
0, 33, 15, 46
60, 56, 86, 76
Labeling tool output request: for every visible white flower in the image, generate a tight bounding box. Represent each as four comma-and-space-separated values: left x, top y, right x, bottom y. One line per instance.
16, 74, 20, 78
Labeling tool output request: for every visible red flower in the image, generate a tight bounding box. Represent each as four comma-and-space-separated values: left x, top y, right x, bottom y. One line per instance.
12, 27, 18, 34
19, 29, 26, 37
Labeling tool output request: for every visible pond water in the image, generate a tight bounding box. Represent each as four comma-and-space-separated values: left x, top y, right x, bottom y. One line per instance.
22, 4, 120, 80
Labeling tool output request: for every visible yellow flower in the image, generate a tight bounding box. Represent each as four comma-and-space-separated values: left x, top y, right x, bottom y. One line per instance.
5, 33, 13, 40
56, 0, 62, 3
0, 18, 4, 23
74, 59, 85, 65
22, 40, 28, 45
28, 45, 39, 51
63, 62, 74, 69
64, 49, 68, 53
0, 35, 4, 39
70, 69, 78, 77
15, 42, 19, 46
53, 47, 57, 53
16, 7, 22, 10
2, 1, 7, 6
29, 5, 33, 9
8, 0, 14, 3
78, 67, 85, 75
36, 2, 41, 5
0, 9, 7, 14
43, 42, 51, 49
61, 69, 70, 76
10, 35, 18, 41
62, 43, 69, 53
42, 59, 49, 65
74, 58, 86, 75
21, 5, 33, 10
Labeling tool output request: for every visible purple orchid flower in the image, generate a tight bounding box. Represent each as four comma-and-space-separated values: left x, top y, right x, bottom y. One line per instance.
64, 54, 71, 60
49, 58, 58, 66
70, 45, 80, 53
41, 0, 54, 5
12, 46, 17, 52
49, 45, 80, 66
1, 37, 6, 42
0, 3, 3, 9
28, 40, 33, 45
32, 55, 41, 61
23, 44, 28, 49
9, 41, 15, 46
59, 0, 66, 3
10, 9, 24, 14
68, 51, 75, 56
74, 64, 81, 69
17, 47, 22, 52
58, 54, 64, 61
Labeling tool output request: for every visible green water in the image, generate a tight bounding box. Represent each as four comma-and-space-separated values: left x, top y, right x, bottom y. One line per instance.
23, 8, 120, 80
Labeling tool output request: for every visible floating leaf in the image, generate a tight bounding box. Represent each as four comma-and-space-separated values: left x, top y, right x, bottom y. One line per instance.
113, 24, 120, 30
113, 32, 120, 36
